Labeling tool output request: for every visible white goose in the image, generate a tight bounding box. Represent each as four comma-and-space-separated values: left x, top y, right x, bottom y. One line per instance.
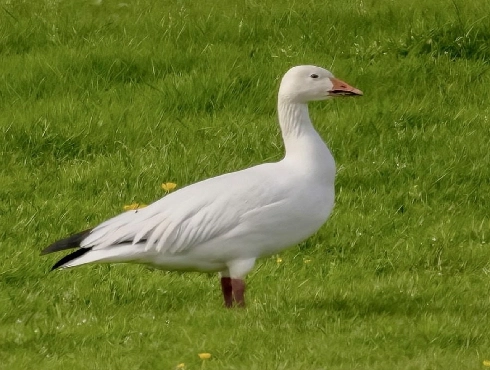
42, 65, 362, 307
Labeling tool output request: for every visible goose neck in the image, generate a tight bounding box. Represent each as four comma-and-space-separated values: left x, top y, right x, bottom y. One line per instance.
278, 98, 327, 156
278, 99, 312, 140
277, 97, 335, 183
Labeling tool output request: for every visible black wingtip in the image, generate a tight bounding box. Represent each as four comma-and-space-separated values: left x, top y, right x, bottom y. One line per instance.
41, 229, 93, 256
51, 247, 93, 270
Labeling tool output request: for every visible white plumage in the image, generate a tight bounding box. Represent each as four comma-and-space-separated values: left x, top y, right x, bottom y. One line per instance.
42, 65, 362, 307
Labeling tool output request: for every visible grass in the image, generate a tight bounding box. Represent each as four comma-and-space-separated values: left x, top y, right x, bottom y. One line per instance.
1, 0, 490, 368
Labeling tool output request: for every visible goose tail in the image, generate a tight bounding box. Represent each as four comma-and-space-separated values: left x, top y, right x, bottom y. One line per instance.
48, 243, 149, 270
43, 230, 149, 270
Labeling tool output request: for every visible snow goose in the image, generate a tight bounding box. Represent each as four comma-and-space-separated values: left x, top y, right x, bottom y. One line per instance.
41, 65, 362, 308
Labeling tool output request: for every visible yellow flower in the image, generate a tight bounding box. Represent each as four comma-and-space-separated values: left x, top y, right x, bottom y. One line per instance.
483, 360, 490, 367
276, 257, 283, 264
303, 258, 312, 264
123, 203, 147, 211
198, 353, 211, 360
176, 363, 185, 369
162, 182, 177, 192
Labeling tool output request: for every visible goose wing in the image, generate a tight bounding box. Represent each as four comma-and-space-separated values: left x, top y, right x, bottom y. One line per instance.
81, 164, 284, 255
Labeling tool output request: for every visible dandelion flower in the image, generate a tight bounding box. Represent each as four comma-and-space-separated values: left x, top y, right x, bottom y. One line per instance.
276, 257, 283, 264
198, 353, 211, 360
484, 360, 490, 367
303, 258, 312, 264
176, 363, 185, 369
162, 182, 177, 192
123, 203, 147, 211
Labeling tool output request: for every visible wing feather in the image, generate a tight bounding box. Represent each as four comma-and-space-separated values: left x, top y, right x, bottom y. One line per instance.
133, 213, 164, 245
155, 220, 181, 252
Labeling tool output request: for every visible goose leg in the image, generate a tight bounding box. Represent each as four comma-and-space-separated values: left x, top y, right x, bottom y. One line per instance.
222, 258, 255, 308
220, 277, 233, 308
231, 278, 246, 307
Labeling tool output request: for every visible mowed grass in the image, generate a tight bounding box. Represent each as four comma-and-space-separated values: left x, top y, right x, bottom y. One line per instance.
1, 0, 490, 369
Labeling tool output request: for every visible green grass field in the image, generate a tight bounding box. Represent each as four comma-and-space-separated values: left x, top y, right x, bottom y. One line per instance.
2, 0, 490, 368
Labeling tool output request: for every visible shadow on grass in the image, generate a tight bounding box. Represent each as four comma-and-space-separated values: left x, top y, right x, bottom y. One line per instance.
292, 290, 435, 318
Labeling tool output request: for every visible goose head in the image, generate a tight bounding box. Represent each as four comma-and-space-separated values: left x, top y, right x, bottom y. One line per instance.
278, 65, 363, 103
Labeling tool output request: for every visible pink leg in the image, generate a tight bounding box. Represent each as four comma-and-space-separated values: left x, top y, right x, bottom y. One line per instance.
220, 277, 233, 308
231, 278, 246, 308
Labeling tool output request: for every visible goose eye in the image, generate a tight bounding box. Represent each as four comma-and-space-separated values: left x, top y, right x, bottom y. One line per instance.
310, 74, 319, 79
